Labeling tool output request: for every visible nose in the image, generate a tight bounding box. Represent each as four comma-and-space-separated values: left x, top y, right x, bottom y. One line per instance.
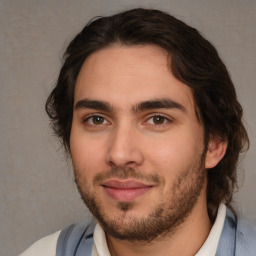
105, 123, 144, 168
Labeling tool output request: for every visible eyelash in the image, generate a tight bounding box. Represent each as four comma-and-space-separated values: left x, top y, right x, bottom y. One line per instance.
83, 113, 172, 127
145, 114, 172, 126
83, 114, 109, 125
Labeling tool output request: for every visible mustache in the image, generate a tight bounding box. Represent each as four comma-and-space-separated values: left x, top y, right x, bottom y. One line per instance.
93, 167, 161, 186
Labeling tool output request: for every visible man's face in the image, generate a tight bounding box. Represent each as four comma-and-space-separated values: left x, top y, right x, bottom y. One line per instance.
70, 45, 207, 241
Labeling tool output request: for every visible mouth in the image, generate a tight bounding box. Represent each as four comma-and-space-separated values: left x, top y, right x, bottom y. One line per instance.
101, 179, 153, 202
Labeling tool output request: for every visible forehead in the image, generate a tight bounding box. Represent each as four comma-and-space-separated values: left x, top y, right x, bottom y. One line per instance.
74, 45, 195, 112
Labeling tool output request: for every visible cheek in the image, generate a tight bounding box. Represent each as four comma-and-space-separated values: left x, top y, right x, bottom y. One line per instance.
146, 128, 204, 171
70, 129, 107, 178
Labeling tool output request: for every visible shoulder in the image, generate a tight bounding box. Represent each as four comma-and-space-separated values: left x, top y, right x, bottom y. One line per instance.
236, 216, 256, 252
217, 207, 256, 255
19, 218, 96, 256
19, 230, 61, 256
237, 216, 256, 235
57, 219, 96, 256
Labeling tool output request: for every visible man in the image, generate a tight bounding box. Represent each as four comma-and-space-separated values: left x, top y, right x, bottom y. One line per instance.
20, 8, 255, 256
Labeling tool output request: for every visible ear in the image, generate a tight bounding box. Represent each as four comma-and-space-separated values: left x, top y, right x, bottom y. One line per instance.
205, 136, 228, 169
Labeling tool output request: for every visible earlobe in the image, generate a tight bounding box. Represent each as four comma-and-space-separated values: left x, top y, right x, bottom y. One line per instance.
205, 136, 228, 169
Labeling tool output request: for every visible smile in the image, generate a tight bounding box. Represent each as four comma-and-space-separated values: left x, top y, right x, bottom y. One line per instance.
102, 180, 153, 201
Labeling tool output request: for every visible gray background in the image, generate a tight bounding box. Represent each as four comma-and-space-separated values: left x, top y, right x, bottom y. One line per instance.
0, 0, 255, 255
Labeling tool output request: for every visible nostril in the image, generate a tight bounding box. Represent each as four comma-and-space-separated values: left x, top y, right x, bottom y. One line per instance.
106, 151, 144, 169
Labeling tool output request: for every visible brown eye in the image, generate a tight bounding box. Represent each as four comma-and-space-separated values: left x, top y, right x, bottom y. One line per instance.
92, 116, 105, 124
145, 114, 172, 130
85, 115, 108, 125
152, 116, 167, 125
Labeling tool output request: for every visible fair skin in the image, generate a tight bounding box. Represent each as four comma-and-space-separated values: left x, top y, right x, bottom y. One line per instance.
70, 45, 227, 256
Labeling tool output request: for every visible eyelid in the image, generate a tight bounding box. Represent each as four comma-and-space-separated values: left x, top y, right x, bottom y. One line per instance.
143, 113, 174, 126
82, 113, 111, 124
81, 112, 173, 126
146, 113, 173, 120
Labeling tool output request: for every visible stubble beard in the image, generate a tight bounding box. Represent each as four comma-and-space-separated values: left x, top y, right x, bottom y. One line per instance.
74, 154, 206, 242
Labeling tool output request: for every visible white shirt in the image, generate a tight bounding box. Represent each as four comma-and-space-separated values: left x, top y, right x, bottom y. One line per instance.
19, 204, 226, 256
19, 230, 61, 256
92, 204, 226, 256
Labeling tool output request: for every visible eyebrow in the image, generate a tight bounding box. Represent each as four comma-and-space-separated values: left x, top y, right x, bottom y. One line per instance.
132, 98, 186, 113
74, 98, 185, 113
75, 99, 112, 112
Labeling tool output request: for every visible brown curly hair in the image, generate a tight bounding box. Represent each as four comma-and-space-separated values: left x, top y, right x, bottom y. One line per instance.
45, 8, 249, 218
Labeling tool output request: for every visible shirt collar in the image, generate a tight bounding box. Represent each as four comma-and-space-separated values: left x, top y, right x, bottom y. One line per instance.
92, 203, 226, 256
195, 203, 226, 256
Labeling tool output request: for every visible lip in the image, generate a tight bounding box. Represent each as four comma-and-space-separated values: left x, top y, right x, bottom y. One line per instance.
102, 179, 153, 201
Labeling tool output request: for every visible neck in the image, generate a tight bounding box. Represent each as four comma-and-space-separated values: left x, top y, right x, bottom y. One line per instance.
106, 185, 212, 256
